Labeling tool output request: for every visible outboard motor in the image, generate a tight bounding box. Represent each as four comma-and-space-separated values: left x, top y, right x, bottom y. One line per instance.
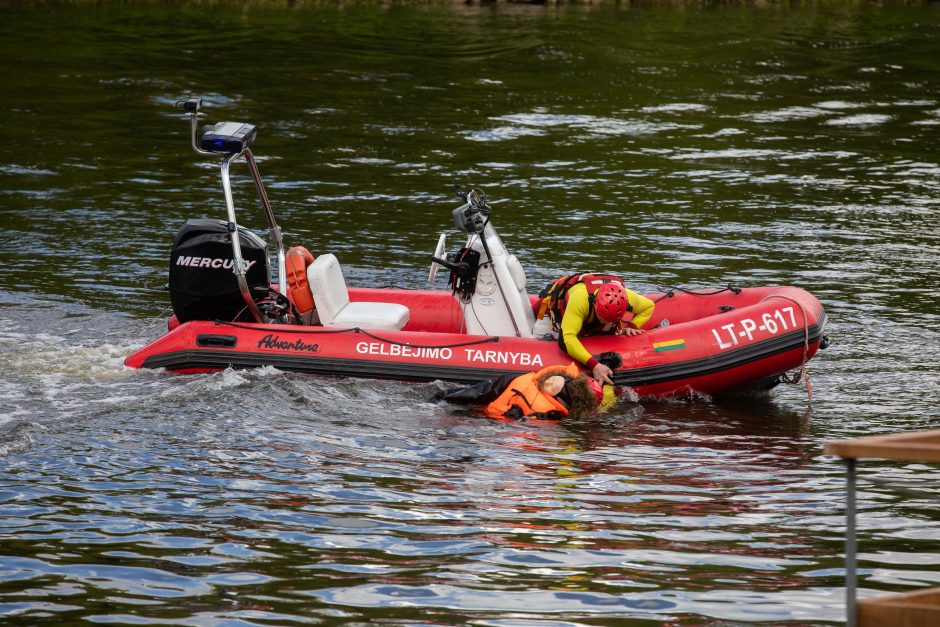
169, 218, 271, 323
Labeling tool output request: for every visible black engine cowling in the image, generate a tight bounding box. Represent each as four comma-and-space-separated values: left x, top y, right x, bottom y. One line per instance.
168, 219, 271, 323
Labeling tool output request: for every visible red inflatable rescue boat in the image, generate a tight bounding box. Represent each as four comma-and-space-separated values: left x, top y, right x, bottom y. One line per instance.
126, 284, 826, 398
125, 99, 828, 399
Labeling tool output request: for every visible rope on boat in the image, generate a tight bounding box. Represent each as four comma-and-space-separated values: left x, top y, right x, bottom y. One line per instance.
653, 284, 742, 303
650, 286, 814, 401
760, 294, 813, 403
217, 319, 501, 350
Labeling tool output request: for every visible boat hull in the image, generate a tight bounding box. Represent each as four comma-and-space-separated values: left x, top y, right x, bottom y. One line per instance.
125, 285, 826, 399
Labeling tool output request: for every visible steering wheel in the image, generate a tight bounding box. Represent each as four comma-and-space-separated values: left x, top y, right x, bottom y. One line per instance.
428, 233, 447, 283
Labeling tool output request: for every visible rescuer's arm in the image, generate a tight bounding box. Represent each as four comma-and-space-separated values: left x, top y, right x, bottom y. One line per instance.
559, 287, 593, 365
624, 290, 655, 332
560, 288, 613, 384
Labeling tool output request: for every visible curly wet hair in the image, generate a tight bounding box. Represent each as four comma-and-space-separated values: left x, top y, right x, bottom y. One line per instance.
535, 371, 599, 420
564, 376, 599, 420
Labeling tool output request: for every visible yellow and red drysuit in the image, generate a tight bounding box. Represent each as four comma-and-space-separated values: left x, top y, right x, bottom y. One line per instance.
553, 281, 654, 371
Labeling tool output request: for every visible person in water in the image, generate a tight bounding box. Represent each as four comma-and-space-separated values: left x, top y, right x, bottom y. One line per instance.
433, 354, 623, 420
537, 273, 654, 386
484, 362, 605, 420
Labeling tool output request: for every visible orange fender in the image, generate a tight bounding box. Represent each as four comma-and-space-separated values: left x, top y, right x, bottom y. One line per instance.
286, 246, 315, 324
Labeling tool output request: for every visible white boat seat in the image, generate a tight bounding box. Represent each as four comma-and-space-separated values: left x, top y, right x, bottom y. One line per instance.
307, 254, 409, 331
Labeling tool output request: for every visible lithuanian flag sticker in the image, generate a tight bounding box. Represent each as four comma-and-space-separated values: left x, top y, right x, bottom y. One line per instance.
653, 339, 686, 353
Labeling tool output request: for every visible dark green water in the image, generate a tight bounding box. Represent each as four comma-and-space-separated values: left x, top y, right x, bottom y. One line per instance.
1, 3, 939, 625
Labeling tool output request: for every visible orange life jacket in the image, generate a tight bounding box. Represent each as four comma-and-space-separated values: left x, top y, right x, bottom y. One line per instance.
485, 362, 581, 419
536, 273, 630, 333
285, 246, 316, 324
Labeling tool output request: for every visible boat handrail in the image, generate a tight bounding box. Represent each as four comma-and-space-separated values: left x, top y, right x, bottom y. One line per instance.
175, 97, 287, 323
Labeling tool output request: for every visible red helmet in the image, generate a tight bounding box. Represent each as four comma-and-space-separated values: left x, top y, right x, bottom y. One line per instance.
587, 378, 604, 402
594, 282, 627, 323
587, 378, 624, 403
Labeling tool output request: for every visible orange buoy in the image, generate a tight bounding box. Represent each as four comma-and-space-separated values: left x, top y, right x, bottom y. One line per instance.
285, 246, 315, 324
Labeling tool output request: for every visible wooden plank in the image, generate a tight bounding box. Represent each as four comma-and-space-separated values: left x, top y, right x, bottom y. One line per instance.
858, 587, 940, 627
825, 430, 940, 463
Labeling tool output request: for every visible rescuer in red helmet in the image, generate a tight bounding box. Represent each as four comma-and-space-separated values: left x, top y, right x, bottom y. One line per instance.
536, 274, 655, 385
